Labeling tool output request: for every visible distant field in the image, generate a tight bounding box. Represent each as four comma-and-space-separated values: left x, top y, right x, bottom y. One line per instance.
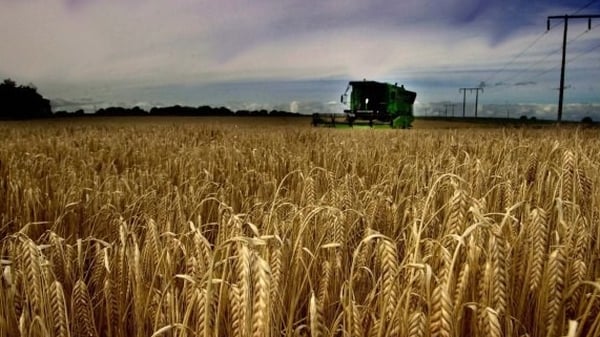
1, 117, 599, 337
10, 115, 586, 129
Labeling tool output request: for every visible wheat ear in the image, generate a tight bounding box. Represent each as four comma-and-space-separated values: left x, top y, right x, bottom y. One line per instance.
49, 281, 70, 337
251, 253, 270, 337
377, 238, 399, 321
71, 279, 98, 337
430, 283, 452, 337
543, 248, 566, 337
528, 208, 548, 292
408, 311, 426, 337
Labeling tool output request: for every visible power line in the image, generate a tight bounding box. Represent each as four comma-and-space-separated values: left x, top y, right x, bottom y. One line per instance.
482, 30, 549, 85
505, 26, 592, 83
529, 63, 560, 80
574, 0, 600, 14
487, 24, 572, 86
547, 14, 600, 122
443, 103, 456, 117
500, 22, 600, 86
509, 47, 562, 83
567, 39, 600, 63
568, 26, 594, 43
518, 40, 600, 81
481, 2, 598, 86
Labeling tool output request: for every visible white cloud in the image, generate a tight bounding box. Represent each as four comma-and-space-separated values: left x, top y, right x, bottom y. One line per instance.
0, 0, 598, 108
290, 101, 299, 113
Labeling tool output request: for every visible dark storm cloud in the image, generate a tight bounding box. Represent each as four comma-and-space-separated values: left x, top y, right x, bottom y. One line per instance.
514, 81, 537, 86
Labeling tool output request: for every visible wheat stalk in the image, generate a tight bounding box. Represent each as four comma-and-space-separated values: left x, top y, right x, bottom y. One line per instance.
2, 121, 600, 337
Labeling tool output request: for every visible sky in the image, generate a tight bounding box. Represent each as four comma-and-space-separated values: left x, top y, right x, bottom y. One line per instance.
1, 0, 600, 120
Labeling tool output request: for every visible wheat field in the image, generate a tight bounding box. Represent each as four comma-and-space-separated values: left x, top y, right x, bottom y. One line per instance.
0, 118, 599, 337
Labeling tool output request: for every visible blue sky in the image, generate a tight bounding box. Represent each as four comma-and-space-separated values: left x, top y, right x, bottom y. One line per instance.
1, 0, 599, 119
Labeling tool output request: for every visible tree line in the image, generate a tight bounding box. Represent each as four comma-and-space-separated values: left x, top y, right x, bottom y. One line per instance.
0, 79, 299, 120
0, 79, 52, 119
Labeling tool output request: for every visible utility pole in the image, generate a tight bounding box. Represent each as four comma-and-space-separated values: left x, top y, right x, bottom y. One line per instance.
474, 88, 483, 118
547, 14, 600, 122
459, 87, 484, 117
444, 103, 455, 118
460, 88, 467, 117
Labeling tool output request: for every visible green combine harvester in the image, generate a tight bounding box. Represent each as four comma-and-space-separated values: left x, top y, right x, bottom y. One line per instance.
312, 80, 417, 128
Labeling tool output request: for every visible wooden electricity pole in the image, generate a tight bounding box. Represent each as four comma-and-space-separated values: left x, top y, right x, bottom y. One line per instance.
547, 14, 600, 122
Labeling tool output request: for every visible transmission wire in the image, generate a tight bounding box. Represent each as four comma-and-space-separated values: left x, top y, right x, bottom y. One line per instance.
482, 1, 599, 87
573, 0, 600, 14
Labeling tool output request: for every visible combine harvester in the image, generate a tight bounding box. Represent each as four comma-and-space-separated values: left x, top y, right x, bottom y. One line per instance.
312, 80, 417, 128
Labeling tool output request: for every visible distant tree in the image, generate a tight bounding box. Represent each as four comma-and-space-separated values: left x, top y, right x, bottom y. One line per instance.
198, 105, 213, 115
254, 109, 268, 116
131, 107, 147, 115
0, 78, 52, 119
217, 106, 234, 116
95, 106, 148, 116
519, 115, 528, 121
235, 109, 250, 116
581, 116, 593, 124
276, 110, 298, 117
3, 79, 16, 88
